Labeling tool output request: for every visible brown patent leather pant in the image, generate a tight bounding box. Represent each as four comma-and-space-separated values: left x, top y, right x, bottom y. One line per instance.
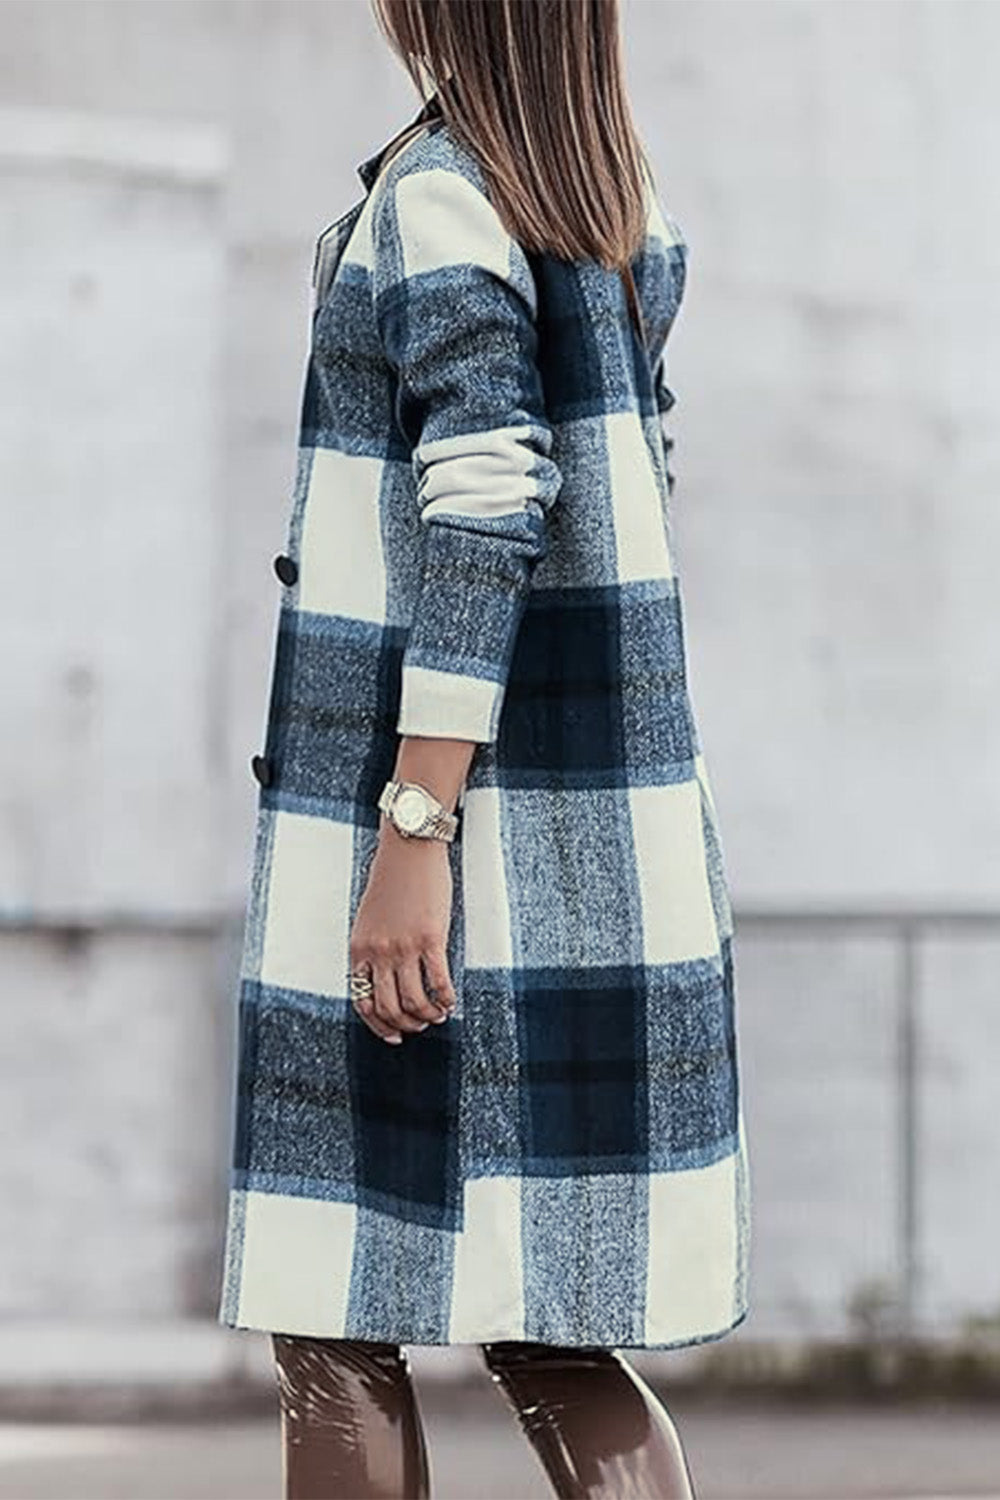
271, 1333, 696, 1499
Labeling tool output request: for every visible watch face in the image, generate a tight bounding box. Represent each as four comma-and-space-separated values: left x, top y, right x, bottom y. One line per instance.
394, 786, 428, 833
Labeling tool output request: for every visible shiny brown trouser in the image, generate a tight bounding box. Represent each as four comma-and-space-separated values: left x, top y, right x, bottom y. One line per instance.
271, 1333, 696, 1499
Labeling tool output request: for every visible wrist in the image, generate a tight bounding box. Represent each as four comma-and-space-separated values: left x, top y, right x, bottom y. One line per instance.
377, 778, 459, 842
393, 735, 475, 814
377, 811, 448, 848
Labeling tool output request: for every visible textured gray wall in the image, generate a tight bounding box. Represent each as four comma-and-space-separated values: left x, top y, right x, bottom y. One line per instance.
1, 0, 997, 1346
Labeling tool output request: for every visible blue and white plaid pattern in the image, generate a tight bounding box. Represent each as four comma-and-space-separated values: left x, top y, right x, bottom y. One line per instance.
218, 99, 751, 1349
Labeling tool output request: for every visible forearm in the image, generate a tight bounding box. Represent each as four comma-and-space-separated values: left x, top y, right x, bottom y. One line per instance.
356, 732, 467, 1044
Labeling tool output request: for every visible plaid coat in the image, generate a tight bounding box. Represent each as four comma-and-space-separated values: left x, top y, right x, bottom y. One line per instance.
218, 93, 751, 1350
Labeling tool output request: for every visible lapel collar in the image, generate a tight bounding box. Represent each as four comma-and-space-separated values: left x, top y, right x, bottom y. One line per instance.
314, 93, 444, 308
355, 90, 443, 192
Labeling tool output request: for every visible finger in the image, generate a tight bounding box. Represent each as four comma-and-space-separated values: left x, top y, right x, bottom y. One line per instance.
350, 954, 401, 1050
371, 959, 427, 1035
422, 945, 457, 1019
349, 952, 402, 1044
395, 955, 444, 1025
353, 995, 403, 1045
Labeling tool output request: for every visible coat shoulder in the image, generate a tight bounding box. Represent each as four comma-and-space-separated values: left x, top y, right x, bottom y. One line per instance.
369, 120, 531, 304
372, 119, 492, 212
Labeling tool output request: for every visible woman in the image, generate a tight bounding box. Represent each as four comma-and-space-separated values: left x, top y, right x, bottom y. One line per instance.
218, 1, 751, 1495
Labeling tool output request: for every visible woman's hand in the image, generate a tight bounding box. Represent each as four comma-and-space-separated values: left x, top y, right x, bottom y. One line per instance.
349, 823, 458, 1044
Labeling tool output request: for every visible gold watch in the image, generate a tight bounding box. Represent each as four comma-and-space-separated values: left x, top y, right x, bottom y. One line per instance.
377, 779, 458, 841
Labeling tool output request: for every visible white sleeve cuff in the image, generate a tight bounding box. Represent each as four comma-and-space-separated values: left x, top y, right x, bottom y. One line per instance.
397, 664, 504, 743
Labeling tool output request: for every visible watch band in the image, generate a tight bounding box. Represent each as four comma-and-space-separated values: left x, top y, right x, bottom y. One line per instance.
377, 778, 458, 841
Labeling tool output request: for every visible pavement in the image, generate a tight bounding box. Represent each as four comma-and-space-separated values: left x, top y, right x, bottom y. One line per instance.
1, 1328, 999, 1499
1, 1395, 999, 1500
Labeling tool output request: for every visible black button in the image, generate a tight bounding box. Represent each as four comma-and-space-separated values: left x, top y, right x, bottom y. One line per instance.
250, 754, 273, 787
273, 553, 298, 586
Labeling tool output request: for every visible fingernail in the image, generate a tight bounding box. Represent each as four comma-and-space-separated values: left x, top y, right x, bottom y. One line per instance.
386, 1035, 403, 1045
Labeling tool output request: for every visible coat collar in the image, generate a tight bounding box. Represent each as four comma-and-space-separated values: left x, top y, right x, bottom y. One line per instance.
355, 91, 444, 192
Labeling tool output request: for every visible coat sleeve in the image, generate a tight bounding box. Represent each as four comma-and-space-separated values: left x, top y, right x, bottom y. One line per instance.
370, 159, 563, 743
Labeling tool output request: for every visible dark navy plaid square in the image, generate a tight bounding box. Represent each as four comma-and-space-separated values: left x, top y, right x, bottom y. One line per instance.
517, 966, 649, 1175
498, 587, 625, 784
349, 1015, 462, 1231
532, 255, 607, 419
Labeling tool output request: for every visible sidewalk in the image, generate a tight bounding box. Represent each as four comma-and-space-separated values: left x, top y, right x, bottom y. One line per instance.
2, 1395, 1000, 1499
2, 1327, 999, 1498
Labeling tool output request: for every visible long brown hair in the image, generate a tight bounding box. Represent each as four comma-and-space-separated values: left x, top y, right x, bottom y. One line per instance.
368, 0, 654, 272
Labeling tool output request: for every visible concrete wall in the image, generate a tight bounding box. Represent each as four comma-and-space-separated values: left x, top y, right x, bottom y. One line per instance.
0, 103, 230, 1319
652, 0, 1000, 909
0, 0, 997, 1347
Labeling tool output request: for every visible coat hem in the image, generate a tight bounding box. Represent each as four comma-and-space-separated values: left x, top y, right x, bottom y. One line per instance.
217, 1302, 750, 1353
